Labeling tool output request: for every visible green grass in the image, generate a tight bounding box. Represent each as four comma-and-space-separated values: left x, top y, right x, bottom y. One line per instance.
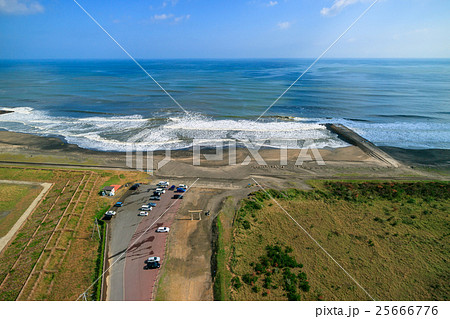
0, 167, 54, 181
0, 183, 42, 237
91, 219, 107, 301
213, 217, 231, 300
213, 197, 236, 301
220, 181, 450, 301
90, 203, 111, 300
0, 153, 98, 166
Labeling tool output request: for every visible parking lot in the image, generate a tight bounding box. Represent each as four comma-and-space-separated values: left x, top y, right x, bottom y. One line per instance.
105, 182, 184, 301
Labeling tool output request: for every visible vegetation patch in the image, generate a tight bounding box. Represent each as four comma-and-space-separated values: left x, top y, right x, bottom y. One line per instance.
219, 181, 449, 301
236, 245, 310, 301
0, 166, 147, 300
0, 183, 42, 238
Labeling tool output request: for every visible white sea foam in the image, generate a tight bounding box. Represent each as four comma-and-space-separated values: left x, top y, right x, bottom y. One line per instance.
0, 106, 34, 114
2, 106, 447, 151
0, 107, 352, 151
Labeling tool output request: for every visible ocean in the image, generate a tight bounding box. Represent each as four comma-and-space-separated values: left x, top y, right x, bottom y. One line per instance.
0, 59, 449, 151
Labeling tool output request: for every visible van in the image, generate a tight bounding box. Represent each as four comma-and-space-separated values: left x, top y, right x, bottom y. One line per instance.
157, 181, 169, 187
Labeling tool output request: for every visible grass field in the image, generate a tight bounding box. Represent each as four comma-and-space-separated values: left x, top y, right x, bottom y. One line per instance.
215, 181, 449, 301
0, 183, 42, 238
0, 166, 148, 301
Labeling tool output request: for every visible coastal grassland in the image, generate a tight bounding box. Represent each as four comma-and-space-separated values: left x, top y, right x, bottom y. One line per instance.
213, 196, 235, 301
0, 166, 54, 181
0, 166, 147, 300
0, 183, 42, 238
217, 181, 449, 301
0, 152, 99, 166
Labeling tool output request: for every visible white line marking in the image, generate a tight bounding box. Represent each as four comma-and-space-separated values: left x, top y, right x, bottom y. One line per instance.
76, 178, 199, 300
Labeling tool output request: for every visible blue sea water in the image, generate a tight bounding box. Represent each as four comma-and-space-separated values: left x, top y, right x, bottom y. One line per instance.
0, 59, 449, 151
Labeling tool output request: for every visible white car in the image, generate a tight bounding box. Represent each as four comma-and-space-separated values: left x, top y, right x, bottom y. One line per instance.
105, 210, 116, 216
156, 227, 170, 233
179, 184, 187, 189
157, 181, 169, 187
147, 256, 161, 262
140, 205, 152, 211
139, 211, 149, 216
155, 188, 166, 194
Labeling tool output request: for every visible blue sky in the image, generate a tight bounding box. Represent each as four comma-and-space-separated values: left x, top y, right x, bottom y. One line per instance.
0, 0, 449, 59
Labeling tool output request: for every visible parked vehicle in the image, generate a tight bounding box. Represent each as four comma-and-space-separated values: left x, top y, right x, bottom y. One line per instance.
155, 188, 166, 194
140, 205, 152, 211
114, 202, 123, 207
147, 261, 160, 269
157, 181, 169, 187
169, 185, 176, 191
156, 227, 170, 233
173, 194, 184, 199
176, 187, 186, 193
139, 211, 149, 216
149, 195, 161, 200
147, 203, 157, 207
179, 184, 187, 189
153, 190, 162, 196
105, 210, 116, 216
130, 183, 140, 190
147, 256, 161, 262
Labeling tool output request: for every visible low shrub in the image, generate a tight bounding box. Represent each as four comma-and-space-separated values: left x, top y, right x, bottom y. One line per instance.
231, 276, 242, 289
252, 286, 260, 293
242, 274, 258, 285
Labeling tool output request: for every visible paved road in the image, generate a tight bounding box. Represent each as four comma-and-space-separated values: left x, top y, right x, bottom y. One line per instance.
106, 185, 153, 300
123, 188, 181, 300
106, 184, 181, 301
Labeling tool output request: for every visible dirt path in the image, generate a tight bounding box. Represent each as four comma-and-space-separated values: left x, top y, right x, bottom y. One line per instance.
0, 180, 52, 253
155, 186, 250, 301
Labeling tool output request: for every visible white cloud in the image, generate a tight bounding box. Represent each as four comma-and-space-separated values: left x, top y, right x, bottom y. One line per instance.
152, 12, 190, 23
0, 0, 44, 15
320, 0, 364, 17
153, 13, 174, 20
277, 21, 292, 30
266, 1, 278, 7
174, 14, 190, 22
162, 0, 178, 8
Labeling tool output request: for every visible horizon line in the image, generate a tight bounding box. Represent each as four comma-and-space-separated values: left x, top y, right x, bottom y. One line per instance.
1, 57, 449, 61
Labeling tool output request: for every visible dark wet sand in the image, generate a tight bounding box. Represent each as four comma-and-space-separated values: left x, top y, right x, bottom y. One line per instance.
0, 131, 448, 184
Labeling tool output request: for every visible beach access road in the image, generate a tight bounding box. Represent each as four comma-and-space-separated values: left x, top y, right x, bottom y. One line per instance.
106, 183, 181, 301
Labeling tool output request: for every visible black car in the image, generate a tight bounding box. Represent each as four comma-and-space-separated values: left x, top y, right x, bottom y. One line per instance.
153, 191, 162, 196
147, 261, 161, 269
130, 183, 140, 190
149, 195, 161, 200
173, 194, 184, 199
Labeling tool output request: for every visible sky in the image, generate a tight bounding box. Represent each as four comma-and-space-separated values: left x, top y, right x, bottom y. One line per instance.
0, 0, 449, 59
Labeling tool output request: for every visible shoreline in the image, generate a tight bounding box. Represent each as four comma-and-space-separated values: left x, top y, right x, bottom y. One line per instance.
0, 130, 448, 168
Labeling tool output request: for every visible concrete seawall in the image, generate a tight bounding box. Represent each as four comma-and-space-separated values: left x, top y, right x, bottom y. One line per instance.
325, 123, 400, 168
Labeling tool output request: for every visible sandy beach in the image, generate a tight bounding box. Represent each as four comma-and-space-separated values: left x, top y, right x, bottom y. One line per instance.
0, 130, 448, 190
0, 129, 448, 164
